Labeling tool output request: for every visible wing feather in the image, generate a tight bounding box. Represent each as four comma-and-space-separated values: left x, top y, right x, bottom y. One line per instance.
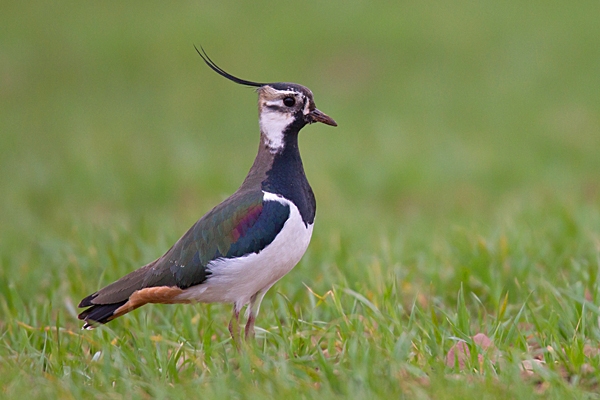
78, 191, 290, 314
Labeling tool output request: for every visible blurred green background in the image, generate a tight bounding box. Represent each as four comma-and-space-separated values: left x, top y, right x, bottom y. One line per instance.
1, 0, 599, 327
2, 1, 600, 397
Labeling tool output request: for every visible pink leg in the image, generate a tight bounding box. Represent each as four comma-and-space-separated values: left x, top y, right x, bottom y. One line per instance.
244, 289, 270, 340
245, 312, 256, 340
228, 305, 242, 346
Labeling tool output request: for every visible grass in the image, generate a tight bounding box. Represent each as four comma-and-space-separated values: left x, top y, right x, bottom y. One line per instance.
2, 0, 600, 398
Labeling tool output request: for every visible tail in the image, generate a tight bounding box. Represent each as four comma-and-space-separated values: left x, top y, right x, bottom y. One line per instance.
78, 296, 128, 329
77, 260, 161, 329
78, 285, 187, 329
78, 258, 186, 329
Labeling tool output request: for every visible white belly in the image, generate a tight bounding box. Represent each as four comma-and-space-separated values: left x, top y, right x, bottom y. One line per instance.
174, 192, 313, 306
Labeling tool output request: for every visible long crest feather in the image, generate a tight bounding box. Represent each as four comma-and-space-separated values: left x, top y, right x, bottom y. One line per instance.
195, 45, 265, 88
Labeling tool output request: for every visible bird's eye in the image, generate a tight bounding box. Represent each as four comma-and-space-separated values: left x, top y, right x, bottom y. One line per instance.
283, 97, 295, 107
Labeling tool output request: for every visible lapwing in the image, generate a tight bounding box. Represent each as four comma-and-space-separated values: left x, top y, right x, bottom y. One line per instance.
77, 47, 337, 342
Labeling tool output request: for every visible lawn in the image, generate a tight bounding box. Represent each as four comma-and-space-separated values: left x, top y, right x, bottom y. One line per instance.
1, 1, 600, 398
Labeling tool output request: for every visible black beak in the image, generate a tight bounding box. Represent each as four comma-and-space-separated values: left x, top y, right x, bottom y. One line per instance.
308, 109, 337, 127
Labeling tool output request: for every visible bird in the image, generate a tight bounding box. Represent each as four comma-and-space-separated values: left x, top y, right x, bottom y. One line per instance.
77, 47, 337, 342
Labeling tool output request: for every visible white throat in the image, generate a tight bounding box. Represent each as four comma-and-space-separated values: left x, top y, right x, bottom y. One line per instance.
259, 110, 294, 153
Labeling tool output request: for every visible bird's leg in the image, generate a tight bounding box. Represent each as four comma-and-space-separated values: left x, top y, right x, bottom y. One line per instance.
244, 312, 256, 340
228, 305, 242, 347
244, 288, 270, 340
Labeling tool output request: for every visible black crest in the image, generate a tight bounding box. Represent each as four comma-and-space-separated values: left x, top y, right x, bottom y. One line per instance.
195, 45, 265, 88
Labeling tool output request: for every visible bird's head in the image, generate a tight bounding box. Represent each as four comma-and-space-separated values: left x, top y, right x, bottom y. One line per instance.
196, 46, 336, 153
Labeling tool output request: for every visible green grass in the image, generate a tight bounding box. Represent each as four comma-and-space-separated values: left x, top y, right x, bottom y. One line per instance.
2, 1, 600, 398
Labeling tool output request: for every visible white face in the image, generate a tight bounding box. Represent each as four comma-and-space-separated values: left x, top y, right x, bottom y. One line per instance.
259, 105, 295, 152
258, 86, 312, 153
